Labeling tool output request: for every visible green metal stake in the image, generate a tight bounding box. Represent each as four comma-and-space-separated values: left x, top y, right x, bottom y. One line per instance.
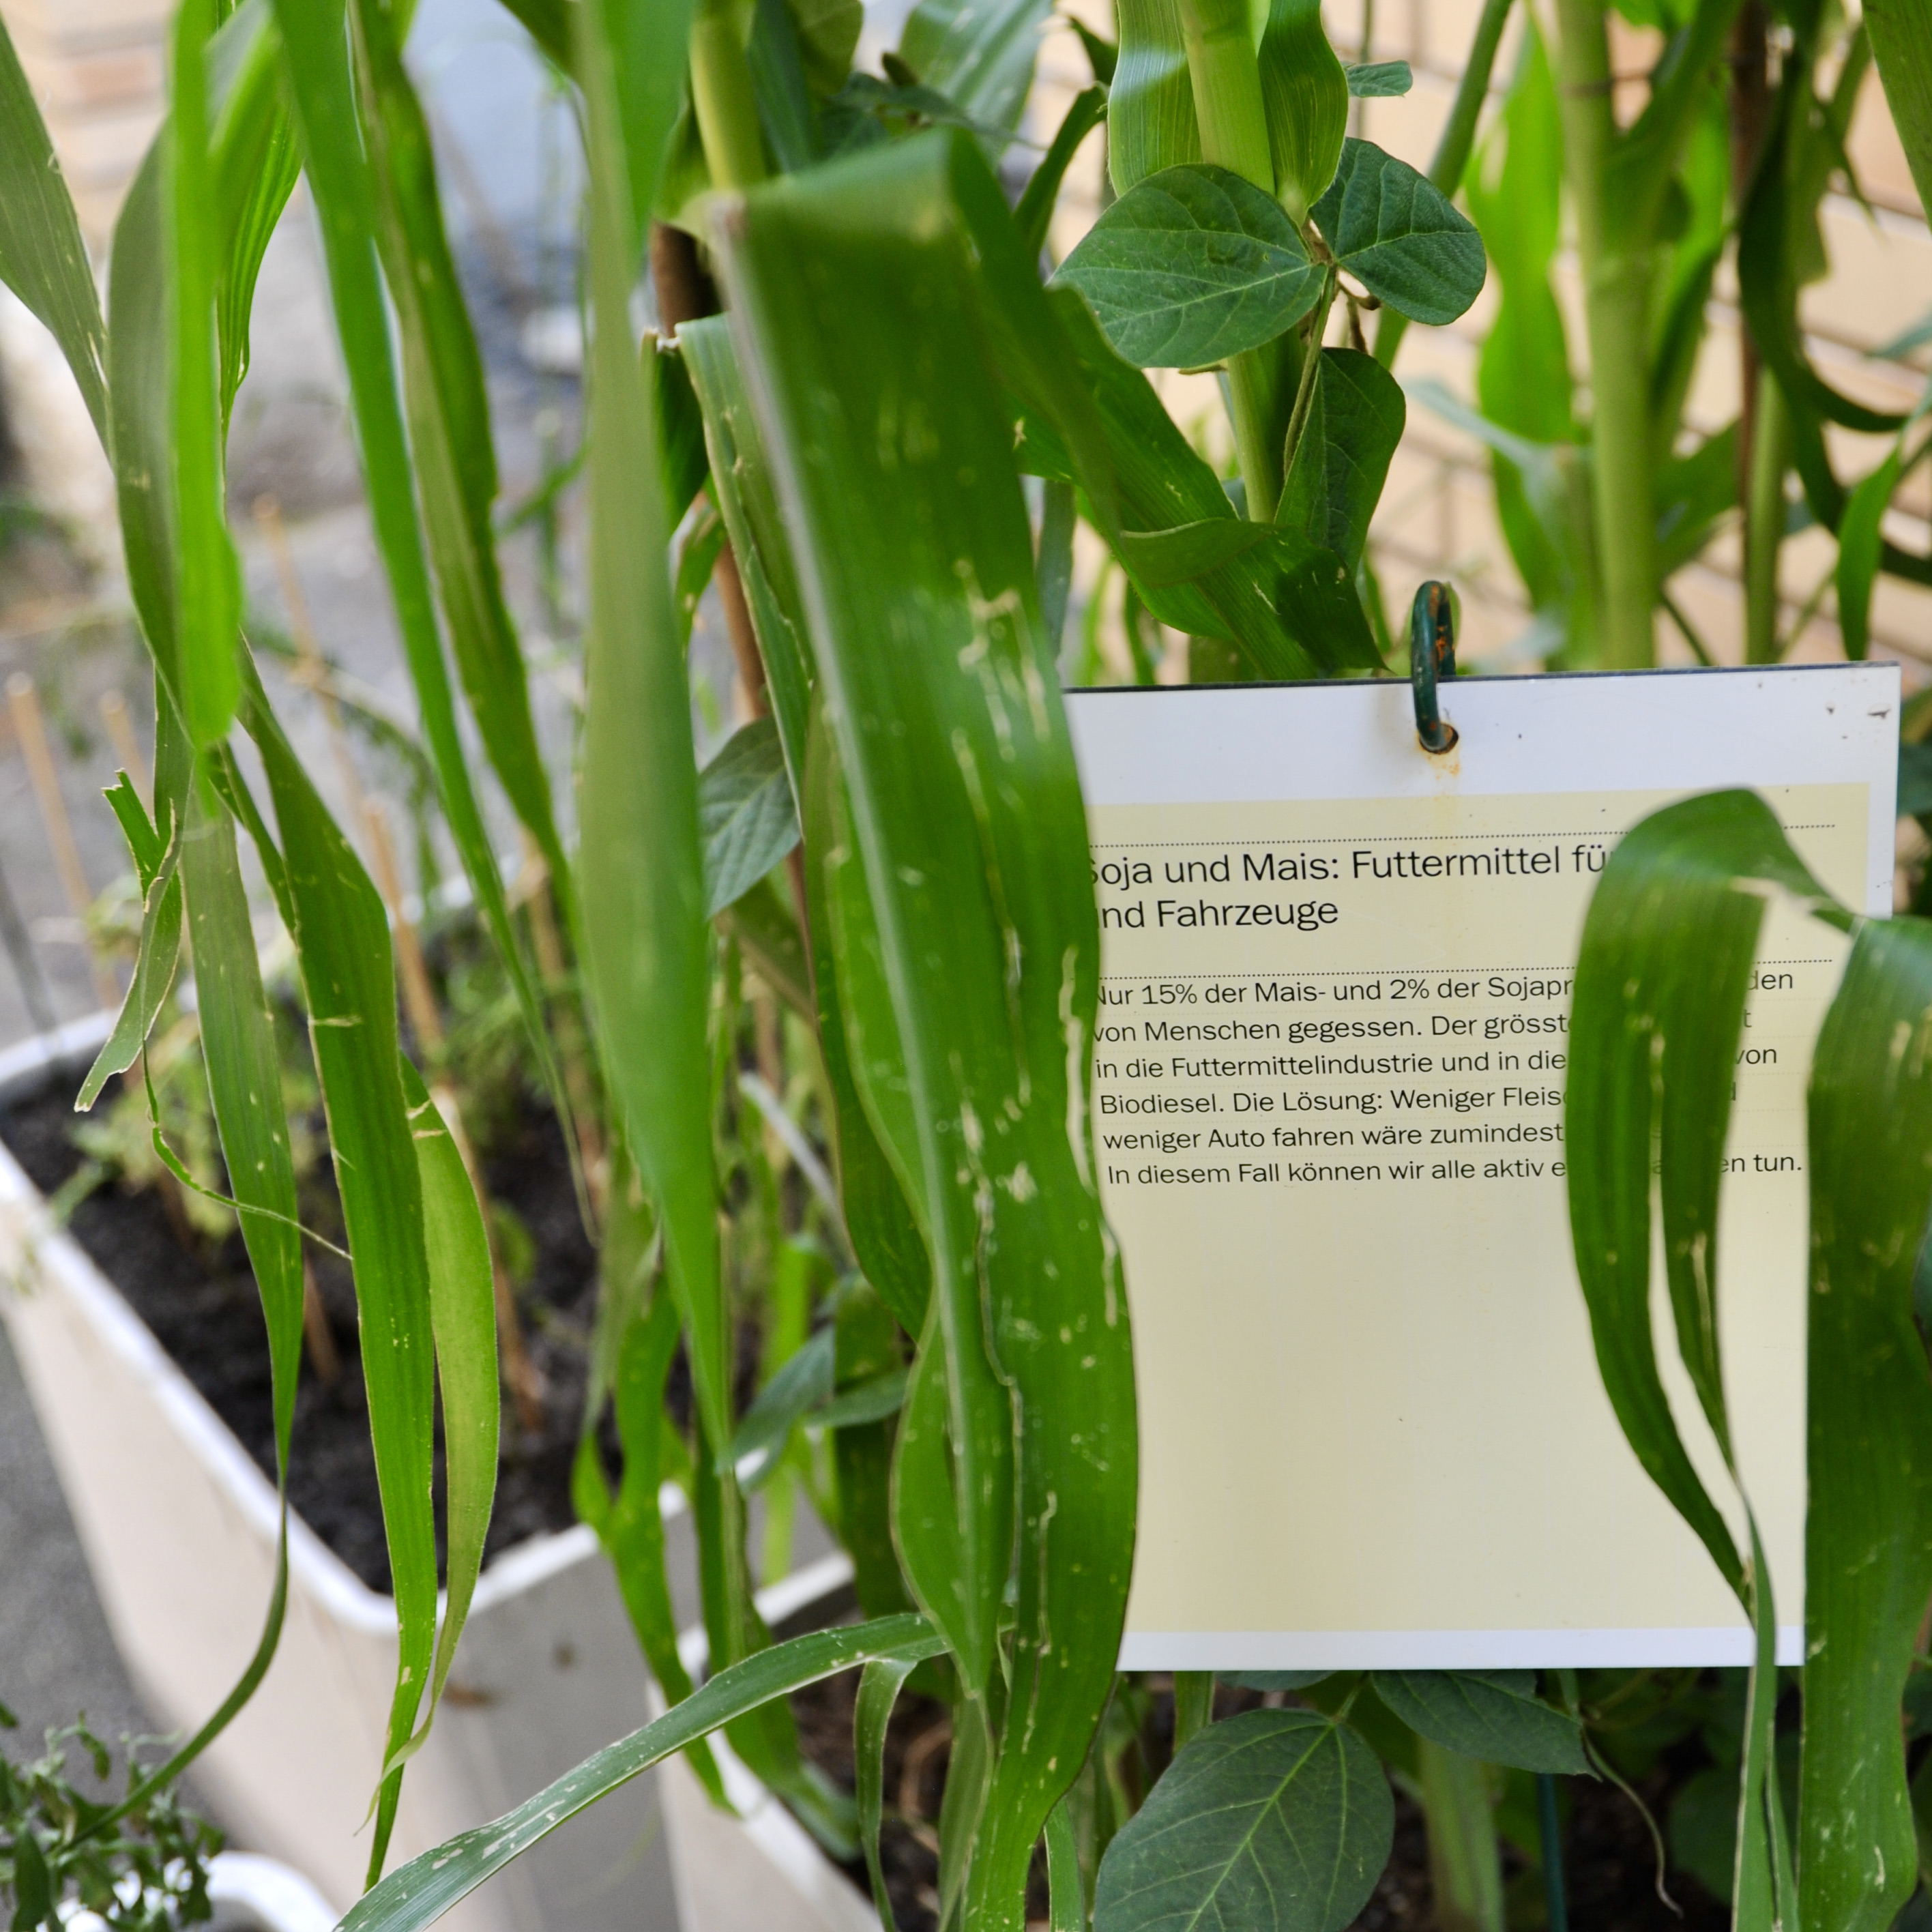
1537, 1772, 1569, 1932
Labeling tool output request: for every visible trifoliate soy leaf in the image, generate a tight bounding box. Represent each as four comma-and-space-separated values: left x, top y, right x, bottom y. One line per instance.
1311, 138, 1487, 325
1094, 1709, 1392, 1932
1278, 347, 1406, 572
1369, 1671, 1592, 1775
1257, 0, 1347, 221
1345, 59, 1411, 95
1218, 1671, 1334, 1691
1052, 164, 1320, 368
699, 717, 802, 916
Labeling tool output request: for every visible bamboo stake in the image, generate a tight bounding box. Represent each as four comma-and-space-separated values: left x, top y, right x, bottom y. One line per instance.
302, 1258, 344, 1386
364, 798, 545, 1435
98, 690, 151, 808
8, 673, 118, 1010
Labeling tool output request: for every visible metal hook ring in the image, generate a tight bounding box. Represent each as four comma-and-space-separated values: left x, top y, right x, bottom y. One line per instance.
1409, 580, 1459, 755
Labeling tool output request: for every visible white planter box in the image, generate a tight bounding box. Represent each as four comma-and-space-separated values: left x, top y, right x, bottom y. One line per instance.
0, 1021, 679, 1932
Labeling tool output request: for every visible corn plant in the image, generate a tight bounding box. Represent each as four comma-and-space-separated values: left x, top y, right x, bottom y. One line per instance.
1425, 0, 1932, 669
1, 0, 1927, 1927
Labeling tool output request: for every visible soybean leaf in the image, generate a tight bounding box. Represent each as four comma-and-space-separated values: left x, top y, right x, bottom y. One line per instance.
1346, 60, 1411, 96
813, 1366, 909, 1429
1369, 1672, 1590, 1775
729, 1326, 836, 1485
1219, 1671, 1333, 1691
1312, 138, 1487, 325
1053, 164, 1320, 368
719, 875, 814, 1019
0, 14, 107, 441
1093, 1710, 1393, 1932
1257, 0, 1347, 220
699, 718, 802, 917
392, 1061, 499, 1767
856, 1655, 919, 1927
1016, 85, 1108, 261
341, 1617, 948, 1932
1278, 347, 1405, 572
898, 0, 1053, 133
720, 131, 1137, 1927
1109, 0, 1199, 192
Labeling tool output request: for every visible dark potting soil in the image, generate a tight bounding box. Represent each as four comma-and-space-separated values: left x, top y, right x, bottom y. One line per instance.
1, 1074, 600, 1594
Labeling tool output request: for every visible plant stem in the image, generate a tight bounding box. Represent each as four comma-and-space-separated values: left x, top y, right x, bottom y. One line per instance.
1744, 365, 1789, 662
1552, 0, 1657, 667
1418, 1738, 1506, 1932
1374, 0, 1514, 367
1177, 0, 1283, 517
1280, 267, 1339, 480
690, 0, 767, 192
1172, 1673, 1214, 1752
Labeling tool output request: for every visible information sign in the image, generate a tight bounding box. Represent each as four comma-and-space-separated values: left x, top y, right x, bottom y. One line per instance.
1065, 664, 1899, 1669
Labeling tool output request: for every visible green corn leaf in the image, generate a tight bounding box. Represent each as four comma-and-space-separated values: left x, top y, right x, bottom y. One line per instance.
104, 774, 168, 896
1368, 1672, 1590, 1775
1345, 60, 1411, 95
728, 1325, 836, 1485
802, 708, 933, 1336
1800, 918, 1932, 1931
178, 767, 304, 1481
1278, 347, 1405, 572
718, 132, 1137, 1928
898, 0, 1054, 133
1117, 518, 1277, 584
492, 0, 574, 69
392, 1061, 499, 1772
77, 863, 182, 1114
340, 1616, 947, 1932
347, 0, 574, 914
1654, 423, 1737, 579
718, 876, 814, 1019
169, 0, 246, 749
572, 1166, 724, 1803
10, 1815, 53, 1932
789, 0, 863, 94
1046, 1794, 1085, 1932
856, 1655, 920, 1926
656, 337, 712, 529
700, 718, 802, 918
1072, 17, 1117, 85
0, 14, 107, 442
1865, 0, 1932, 219
674, 498, 728, 651
1109, 0, 1200, 193
1092, 1710, 1393, 1932
240, 670, 437, 1882
680, 318, 814, 787
208, 1, 299, 418
832, 1283, 914, 1619
1016, 85, 1108, 261
1053, 164, 1321, 368
1312, 138, 1487, 326
1901, 741, 1932, 819
813, 1366, 909, 1429
574, 0, 729, 1467
749, 0, 819, 173
1838, 448, 1903, 662
1257, 0, 1347, 220
1038, 478, 1077, 651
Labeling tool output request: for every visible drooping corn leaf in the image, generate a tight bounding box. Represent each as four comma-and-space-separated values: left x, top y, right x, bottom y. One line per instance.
898, 0, 1054, 133
1368, 1673, 1590, 1776
1312, 138, 1487, 326
340, 1616, 947, 1932
728, 1325, 836, 1485
1278, 347, 1405, 572
1838, 448, 1904, 662
856, 1655, 920, 1927
1109, 0, 1200, 193
169, 0, 245, 748
1053, 164, 1321, 368
1865, 0, 1932, 218
77, 858, 182, 1113
1016, 85, 1107, 261
348, 0, 573, 909
718, 130, 1137, 1929
699, 718, 802, 917
240, 669, 437, 1882
1093, 1710, 1394, 1932
831, 1282, 913, 1618
0, 14, 107, 441
1257, 0, 1347, 220
1800, 919, 1932, 1932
